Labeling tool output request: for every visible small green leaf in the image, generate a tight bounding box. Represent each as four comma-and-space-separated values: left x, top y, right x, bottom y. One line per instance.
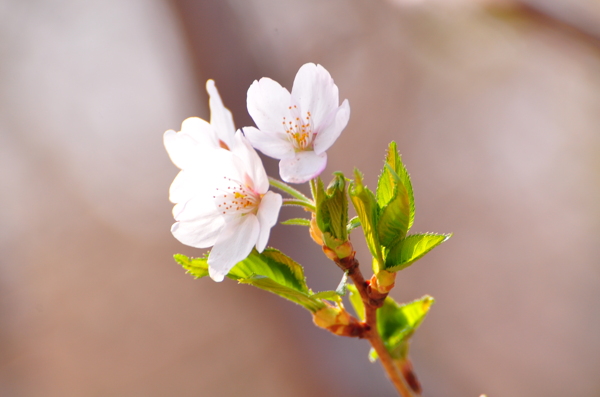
232, 248, 309, 293
349, 169, 383, 265
347, 216, 361, 233
281, 218, 311, 226
376, 142, 415, 247
377, 295, 434, 359
346, 284, 365, 322
174, 253, 210, 279
315, 173, 348, 243
376, 142, 414, 212
377, 168, 411, 246
384, 233, 451, 272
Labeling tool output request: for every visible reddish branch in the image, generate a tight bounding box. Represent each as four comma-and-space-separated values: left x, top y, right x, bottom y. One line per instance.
333, 252, 417, 397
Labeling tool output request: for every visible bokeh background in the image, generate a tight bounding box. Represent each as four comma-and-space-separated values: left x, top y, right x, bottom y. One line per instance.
1, 0, 600, 396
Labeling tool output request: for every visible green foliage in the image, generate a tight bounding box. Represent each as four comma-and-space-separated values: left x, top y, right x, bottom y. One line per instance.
374, 295, 434, 360
174, 250, 327, 312
348, 169, 383, 265
350, 142, 449, 274
376, 142, 415, 247
384, 233, 451, 272
347, 216, 361, 233
315, 173, 348, 247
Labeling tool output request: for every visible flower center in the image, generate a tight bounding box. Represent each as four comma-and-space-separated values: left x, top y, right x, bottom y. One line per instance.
282, 105, 314, 151
213, 176, 260, 216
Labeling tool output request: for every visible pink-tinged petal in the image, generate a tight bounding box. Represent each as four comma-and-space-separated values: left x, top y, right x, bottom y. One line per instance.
171, 209, 225, 249
229, 131, 269, 193
313, 99, 350, 155
279, 151, 327, 183
243, 126, 295, 161
247, 78, 292, 134
255, 191, 282, 252
291, 63, 339, 129
208, 215, 260, 282
206, 79, 236, 149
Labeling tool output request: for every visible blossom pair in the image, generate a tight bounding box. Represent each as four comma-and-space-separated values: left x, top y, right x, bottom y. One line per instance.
164, 64, 350, 281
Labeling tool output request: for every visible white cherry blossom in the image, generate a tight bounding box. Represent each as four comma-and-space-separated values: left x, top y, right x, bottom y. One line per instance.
244, 63, 350, 183
164, 82, 282, 282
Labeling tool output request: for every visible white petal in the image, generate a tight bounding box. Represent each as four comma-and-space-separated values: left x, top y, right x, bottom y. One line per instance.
279, 151, 327, 183
256, 191, 283, 252
164, 118, 219, 169
208, 215, 260, 282
173, 192, 218, 221
243, 126, 295, 161
206, 80, 236, 149
169, 166, 224, 205
169, 170, 200, 204
291, 63, 339, 129
229, 131, 270, 193
247, 78, 292, 134
313, 99, 350, 155
171, 209, 225, 249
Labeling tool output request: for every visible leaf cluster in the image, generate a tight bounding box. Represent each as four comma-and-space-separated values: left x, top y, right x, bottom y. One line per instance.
349, 142, 450, 274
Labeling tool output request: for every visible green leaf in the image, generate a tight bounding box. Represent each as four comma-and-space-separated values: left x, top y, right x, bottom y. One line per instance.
238, 276, 325, 312
349, 169, 383, 265
376, 142, 415, 246
347, 216, 361, 233
346, 284, 365, 322
384, 233, 451, 272
281, 218, 311, 226
376, 295, 434, 359
232, 248, 309, 293
174, 253, 209, 279
315, 173, 348, 243
174, 250, 327, 312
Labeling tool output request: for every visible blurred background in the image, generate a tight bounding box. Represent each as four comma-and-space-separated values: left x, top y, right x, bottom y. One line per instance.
1, 0, 600, 395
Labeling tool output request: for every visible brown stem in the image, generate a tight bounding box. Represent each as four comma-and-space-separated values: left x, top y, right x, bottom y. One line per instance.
335, 254, 416, 397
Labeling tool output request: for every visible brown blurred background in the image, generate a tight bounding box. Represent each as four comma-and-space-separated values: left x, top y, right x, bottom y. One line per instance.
1, 0, 600, 396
